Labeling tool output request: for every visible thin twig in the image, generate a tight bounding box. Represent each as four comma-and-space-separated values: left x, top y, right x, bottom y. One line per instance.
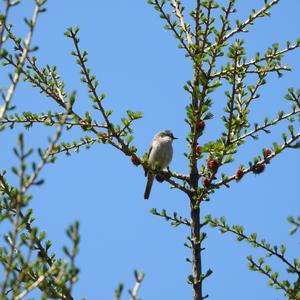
211, 40, 300, 81
231, 108, 300, 144
226, 54, 238, 144
194, 0, 201, 46
151, 208, 191, 227
198, 2, 212, 58
216, 132, 300, 188
248, 259, 297, 299
22, 105, 70, 194
210, 218, 300, 276
49, 137, 100, 156
153, 0, 195, 59
130, 272, 145, 300
0, 2, 41, 118
0, 1, 10, 52
207, 0, 280, 51
0, 114, 106, 129
224, 0, 280, 41
211, 65, 291, 79
14, 265, 57, 300
171, 0, 193, 46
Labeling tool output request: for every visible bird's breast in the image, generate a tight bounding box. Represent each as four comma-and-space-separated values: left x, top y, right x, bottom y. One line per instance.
148, 140, 173, 170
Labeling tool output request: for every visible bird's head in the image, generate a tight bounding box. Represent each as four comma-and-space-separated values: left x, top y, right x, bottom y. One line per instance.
156, 130, 178, 142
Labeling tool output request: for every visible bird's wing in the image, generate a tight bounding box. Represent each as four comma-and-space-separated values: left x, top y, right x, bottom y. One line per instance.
145, 145, 152, 176
147, 145, 152, 159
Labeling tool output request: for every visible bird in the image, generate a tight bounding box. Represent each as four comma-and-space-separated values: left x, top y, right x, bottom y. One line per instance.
144, 130, 177, 199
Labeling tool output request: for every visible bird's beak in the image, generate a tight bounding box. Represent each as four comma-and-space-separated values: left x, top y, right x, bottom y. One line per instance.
173, 136, 178, 140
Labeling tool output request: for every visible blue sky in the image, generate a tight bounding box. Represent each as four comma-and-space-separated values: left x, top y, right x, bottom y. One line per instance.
2, 0, 300, 299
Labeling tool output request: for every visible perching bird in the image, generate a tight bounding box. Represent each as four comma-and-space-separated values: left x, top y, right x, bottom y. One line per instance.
144, 130, 177, 199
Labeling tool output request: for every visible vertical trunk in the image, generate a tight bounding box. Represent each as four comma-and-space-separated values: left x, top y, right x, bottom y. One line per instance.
190, 202, 202, 300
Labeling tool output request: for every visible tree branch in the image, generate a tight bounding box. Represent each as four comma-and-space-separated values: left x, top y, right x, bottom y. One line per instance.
231, 108, 300, 145
208, 0, 280, 50
14, 265, 57, 300
216, 131, 300, 189
171, 0, 193, 46
0, 1, 42, 118
130, 271, 145, 300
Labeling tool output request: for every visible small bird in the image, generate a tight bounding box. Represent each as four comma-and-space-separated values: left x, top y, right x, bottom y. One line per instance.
144, 130, 177, 199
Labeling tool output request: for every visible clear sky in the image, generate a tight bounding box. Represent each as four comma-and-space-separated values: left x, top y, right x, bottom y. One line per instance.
2, 1, 300, 299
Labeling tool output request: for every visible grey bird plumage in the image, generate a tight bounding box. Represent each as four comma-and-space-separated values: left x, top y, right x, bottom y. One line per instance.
144, 130, 177, 199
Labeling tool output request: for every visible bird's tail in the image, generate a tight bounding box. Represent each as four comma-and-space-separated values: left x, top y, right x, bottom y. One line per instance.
144, 173, 154, 200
